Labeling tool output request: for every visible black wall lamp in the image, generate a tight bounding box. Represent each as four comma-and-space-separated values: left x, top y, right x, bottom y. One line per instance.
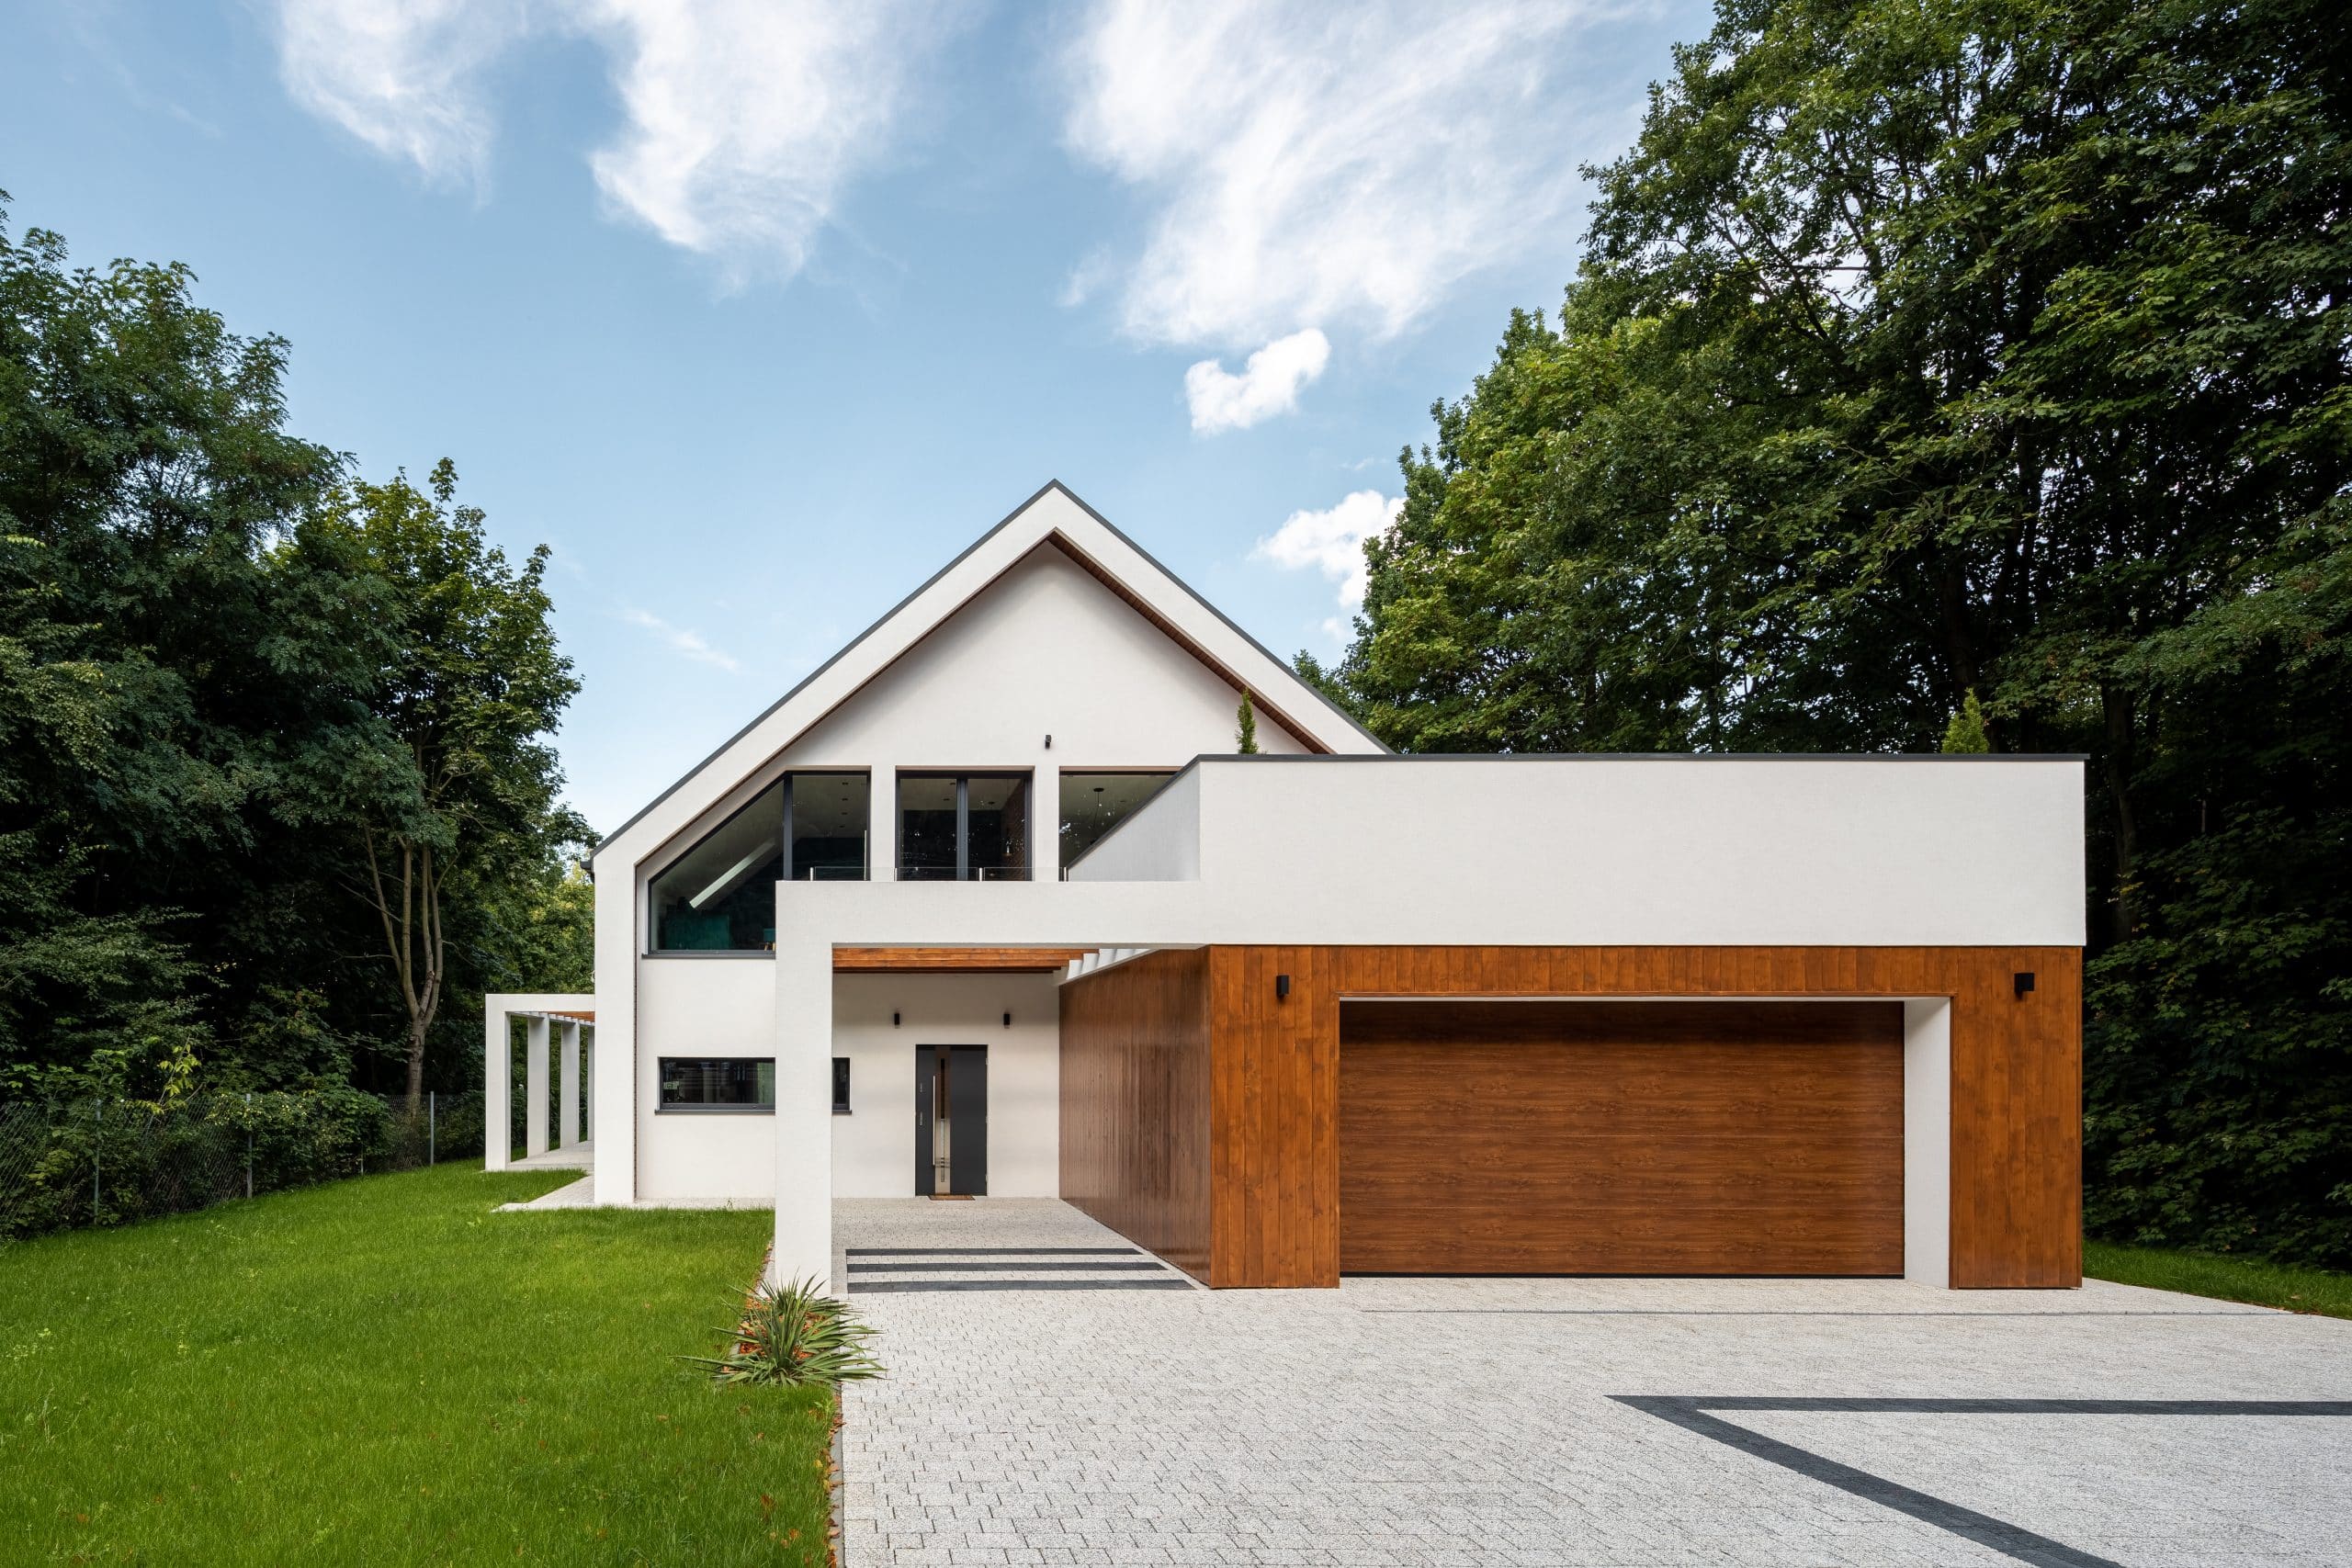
892, 1010, 900, 1027
2014, 971, 2036, 998
1275, 974, 1291, 1000
1002, 1011, 1012, 1027
1044, 734, 1052, 750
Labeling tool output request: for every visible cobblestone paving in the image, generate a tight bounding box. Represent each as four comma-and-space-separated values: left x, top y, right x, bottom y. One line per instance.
834, 1200, 2352, 1568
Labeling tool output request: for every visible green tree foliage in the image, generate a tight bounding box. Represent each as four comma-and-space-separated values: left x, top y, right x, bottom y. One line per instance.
1941, 694, 1992, 754
1236, 691, 1260, 753
1325, 0, 2352, 1262
0, 199, 593, 1100
321, 462, 587, 1105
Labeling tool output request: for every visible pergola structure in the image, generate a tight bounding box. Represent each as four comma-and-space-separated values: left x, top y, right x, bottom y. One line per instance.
482, 994, 597, 1173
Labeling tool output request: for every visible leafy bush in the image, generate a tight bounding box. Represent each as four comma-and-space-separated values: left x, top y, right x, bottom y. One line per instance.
684, 1277, 882, 1388
0, 1089, 486, 1240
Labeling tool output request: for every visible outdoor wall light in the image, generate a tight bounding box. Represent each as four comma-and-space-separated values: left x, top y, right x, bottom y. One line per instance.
1002, 1011, 1012, 1027
1275, 974, 1291, 1000
892, 1010, 900, 1027
2014, 971, 2036, 998
1044, 734, 1052, 750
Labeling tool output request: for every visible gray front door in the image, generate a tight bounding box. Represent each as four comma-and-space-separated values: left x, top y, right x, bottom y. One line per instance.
914, 1044, 989, 1196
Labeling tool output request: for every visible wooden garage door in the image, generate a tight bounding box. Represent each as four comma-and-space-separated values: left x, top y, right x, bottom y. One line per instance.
1340, 1000, 1905, 1275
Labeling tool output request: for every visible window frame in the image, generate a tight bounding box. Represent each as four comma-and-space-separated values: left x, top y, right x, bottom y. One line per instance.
895, 770, 1033, 882
831, 1056, 852, 1115
1055, 767, 1181, 874
654, 1056, 776, 1114
644, 770, 871, 954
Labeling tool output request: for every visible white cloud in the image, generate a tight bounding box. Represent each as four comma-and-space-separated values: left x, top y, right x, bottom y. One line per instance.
267, 0, 958, 276
621, 606, 741, 671
271, 0, 530, 187
1253, 488, 1402, 641
1060, 1, 1603, 348
1183, 328, 1329, 434
580, 0, 958, 277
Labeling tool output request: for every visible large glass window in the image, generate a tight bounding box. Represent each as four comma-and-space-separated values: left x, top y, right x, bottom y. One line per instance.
1059, 772, 1177, 871
650, 782, 784, 950
897, 773, 1031, 881
787, 773, 870, 882
650, 772, 869, 950
658, 1057, 775, 1111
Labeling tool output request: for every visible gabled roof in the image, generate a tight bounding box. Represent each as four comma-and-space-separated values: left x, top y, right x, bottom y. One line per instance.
594, 480, 1386, 867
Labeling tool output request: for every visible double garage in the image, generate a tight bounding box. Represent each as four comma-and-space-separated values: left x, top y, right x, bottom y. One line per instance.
1337, 998, 1903, 1278
1058, 944, 2077, 1290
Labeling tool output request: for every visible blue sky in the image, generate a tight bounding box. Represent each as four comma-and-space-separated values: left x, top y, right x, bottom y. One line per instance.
5, 0, 1709, 834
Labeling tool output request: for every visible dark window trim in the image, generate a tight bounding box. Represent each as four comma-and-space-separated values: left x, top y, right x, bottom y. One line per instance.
896, 769, 1033, 882
655, 1055, 775, 1113
1056, 767, 1181, 874
645, 769, 872, 954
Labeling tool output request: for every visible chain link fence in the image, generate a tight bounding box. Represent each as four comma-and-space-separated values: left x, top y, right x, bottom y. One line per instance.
0, 1089, 489, 1242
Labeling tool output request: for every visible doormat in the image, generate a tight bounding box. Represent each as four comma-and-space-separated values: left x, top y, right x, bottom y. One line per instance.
928, 1194, 975, 1201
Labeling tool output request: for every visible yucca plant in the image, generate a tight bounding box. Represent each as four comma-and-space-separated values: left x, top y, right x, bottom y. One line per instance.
683, 1276, 883, 1387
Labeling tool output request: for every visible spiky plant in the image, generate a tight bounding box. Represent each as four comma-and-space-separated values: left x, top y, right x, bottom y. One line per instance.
682, 1276, 883, 1387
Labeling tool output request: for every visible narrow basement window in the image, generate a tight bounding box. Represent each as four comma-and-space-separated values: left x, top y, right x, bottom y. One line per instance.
832, 1056, 852, 1114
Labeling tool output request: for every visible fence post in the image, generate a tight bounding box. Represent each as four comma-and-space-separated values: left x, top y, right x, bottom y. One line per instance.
429, 1091, 437, 1167
245, 1092, 254, 1200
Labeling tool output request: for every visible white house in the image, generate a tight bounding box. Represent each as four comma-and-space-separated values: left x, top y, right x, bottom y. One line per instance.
488, 481, 2086, 1296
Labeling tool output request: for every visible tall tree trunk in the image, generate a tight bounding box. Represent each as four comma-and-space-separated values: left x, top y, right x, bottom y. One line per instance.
366, 829, 447, 1113
2101, 682, 2140, 945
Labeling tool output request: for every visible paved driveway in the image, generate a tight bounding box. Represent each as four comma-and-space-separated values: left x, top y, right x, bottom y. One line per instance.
833, 1200, 2352, 1567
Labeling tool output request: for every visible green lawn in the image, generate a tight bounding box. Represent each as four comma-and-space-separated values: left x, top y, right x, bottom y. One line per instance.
2086, 1239, 2352, 1320
0, 1163, 832, 1564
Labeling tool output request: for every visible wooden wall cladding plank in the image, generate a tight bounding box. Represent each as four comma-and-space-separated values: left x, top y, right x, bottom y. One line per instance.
1233, 947, 2081, 1290
1206, 947, 1339, 1289
1337, 1000, 1905, 1276
1057, 949, 1213, 1281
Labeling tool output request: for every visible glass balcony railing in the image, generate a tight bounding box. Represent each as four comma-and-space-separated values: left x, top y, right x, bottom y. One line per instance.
894, 864, 1035, 882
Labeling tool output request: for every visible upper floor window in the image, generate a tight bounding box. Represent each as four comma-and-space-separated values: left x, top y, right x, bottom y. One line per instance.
1058, 772, 1176, 871
649, 772, 869, 950
899, 773, 1031, 881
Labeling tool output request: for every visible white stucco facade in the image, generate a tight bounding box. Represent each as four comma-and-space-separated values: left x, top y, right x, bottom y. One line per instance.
497, 480, 2085, 1300
573, 482, 1376, 1207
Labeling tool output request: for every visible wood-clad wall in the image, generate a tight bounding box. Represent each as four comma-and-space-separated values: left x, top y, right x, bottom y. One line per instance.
1057, 948, 1214, 1280
1206, 947, 1339, 1287
1198, 946, 2081, 1292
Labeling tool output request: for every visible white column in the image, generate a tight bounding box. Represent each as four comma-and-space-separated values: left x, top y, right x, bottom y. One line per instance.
1903, 998, 1953, 1288
483, 1003, 512, 1172
774, 932, 836, 1294
559, 1020, 582, 1147
591, 868, 638, 1204
1036, 760, 1060, 881
525, 1016, 551, 1159
876, 762, 899, 880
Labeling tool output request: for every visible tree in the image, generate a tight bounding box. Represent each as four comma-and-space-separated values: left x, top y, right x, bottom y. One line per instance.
0, 198, 394, 1097
323, 462, 587, 1108
1941, 694, 1991, 755
1236, 691, 1260, 753
1329, 0, 2352, 1262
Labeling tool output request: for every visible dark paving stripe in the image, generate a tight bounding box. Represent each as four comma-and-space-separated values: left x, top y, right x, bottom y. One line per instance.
843, 1247, 1139, 1256
1614, 1395, 2352, 1568
847, 1259, 1170, 1273
848, 1278, 1196, 1293
1365, 1308, 2271, 1317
